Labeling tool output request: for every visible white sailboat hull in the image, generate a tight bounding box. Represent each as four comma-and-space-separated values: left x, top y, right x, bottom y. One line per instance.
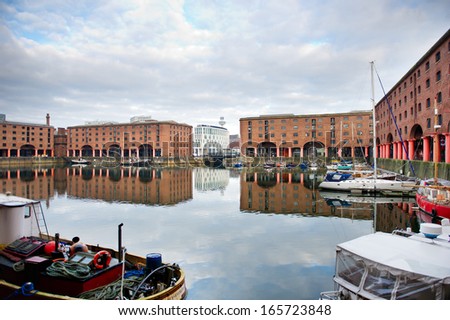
319, 178, 416, 194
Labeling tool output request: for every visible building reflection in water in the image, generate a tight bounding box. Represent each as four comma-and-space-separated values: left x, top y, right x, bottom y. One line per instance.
194, 168, 229, 192
240, 169, 418, 233
0, 167, 418, 233
0, 166, 193, 206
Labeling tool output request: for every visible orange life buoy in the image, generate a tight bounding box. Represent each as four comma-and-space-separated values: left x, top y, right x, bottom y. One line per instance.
93, 250, 112, 269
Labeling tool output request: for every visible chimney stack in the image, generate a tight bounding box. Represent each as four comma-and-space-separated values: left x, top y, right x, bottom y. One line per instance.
46, 113, 50, 126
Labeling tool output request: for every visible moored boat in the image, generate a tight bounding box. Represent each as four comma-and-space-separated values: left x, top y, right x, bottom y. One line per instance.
416, 178, 450, 220
71, 157, 91, 165
321, 219, 450, 300
263, 161, 276, 169
0, 193, 187, 300
318, 62, 418, 196
318, 173, 418, 196
415, 98, 450, 220
121, 158, 150, 167
233, 162, 244, 168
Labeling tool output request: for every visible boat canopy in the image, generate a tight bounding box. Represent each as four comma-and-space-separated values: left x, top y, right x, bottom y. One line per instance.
334, 232, 450, 300
324, 172, 353, 182
422, 178, 450, 187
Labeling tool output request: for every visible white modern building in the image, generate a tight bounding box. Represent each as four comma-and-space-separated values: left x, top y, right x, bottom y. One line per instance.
193, 124, 230, 157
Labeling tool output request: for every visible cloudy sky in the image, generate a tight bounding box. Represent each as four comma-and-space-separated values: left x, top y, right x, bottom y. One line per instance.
0, 0, 448, 134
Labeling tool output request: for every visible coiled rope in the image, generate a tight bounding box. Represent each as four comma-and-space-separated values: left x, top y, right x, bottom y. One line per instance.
46, 261, 92, 280
78, 276, 142, 300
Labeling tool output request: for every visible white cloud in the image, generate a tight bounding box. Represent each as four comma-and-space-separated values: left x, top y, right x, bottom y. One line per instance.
0, 0, 448, 134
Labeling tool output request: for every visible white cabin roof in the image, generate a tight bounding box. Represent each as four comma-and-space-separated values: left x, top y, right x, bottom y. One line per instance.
0, 193, 39, 208
337, 231, 450, 280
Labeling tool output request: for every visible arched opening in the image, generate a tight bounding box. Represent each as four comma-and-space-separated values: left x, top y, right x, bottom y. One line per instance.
410, 125, 423, 160
20, 144, 35, 157
139, 144, 153, 158
108, 144, 121, 158
258, 142, 277, 158
81, 145, 93, 157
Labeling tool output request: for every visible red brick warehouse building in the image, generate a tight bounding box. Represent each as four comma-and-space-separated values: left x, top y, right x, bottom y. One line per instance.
0, 113, 55, 157
239, 111, 373, 161
375, 29, 450, 164
66, 116, 192, 159
239, 29, 450, 164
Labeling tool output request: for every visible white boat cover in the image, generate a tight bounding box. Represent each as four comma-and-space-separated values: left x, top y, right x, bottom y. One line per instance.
335, 232, 450, 299
0, 193, 39, 207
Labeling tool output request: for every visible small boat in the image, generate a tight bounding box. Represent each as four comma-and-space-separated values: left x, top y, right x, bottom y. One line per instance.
0, 193, 187, 300
321, 219, 450, 300
415, 98, 450, 220
233, 162, 244, 168
309, 161, 318, 171
416, 178, 450, 220
71, 158, 91, 165
327, 160, 353, 171
263, 161, 276, 169
299, 162, 308, 170
121, 158, 150, 167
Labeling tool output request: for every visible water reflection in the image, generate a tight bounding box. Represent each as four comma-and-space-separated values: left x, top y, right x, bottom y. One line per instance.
0, 166, 418, 232
0, 166, 193, 205
0, 166, 420, 299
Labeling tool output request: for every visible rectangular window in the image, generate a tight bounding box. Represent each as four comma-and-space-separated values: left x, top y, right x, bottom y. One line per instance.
435, 51, 440, 62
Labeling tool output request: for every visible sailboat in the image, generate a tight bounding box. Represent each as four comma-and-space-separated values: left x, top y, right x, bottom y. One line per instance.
318, 62, 418, 196
415, 98, 450, 220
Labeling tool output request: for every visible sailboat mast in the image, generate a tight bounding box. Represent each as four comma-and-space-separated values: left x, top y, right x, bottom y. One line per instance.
434, 97, 439, 184
371, 61, 377, 180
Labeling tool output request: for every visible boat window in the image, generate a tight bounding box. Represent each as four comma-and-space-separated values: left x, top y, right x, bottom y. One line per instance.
24, 206, 31, 219
336, 251, 365, 287
394, 275, 440, 300
363, 266, 395, 299
444, 283, 450, 300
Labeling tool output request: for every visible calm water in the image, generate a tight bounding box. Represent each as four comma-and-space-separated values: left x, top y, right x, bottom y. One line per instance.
1, 166, 416, 299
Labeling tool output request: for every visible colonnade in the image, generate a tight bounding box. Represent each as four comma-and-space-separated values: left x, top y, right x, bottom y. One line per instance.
378, 133, 450, 163
1, 149, 54, 157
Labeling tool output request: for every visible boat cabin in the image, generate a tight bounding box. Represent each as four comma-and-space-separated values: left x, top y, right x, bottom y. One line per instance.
322, 226, 450, 300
